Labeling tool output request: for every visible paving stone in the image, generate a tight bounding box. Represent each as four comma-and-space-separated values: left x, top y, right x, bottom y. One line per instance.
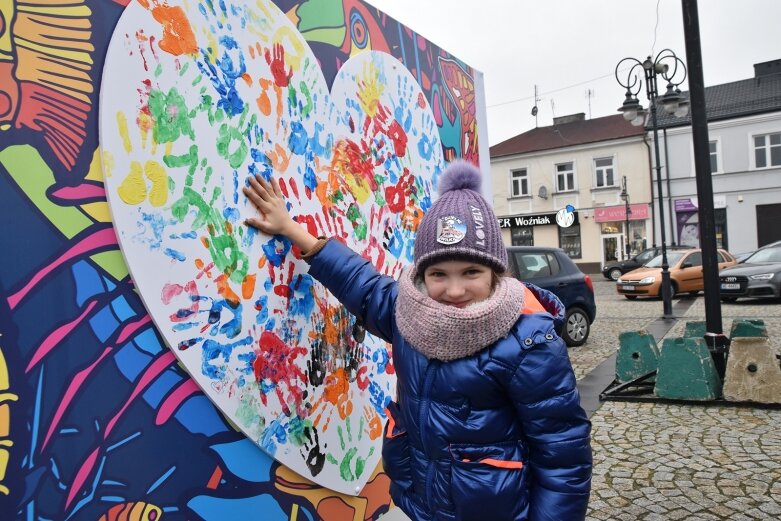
666, 509, 692, 520
759, 501, 781, 515
708, 505, 737, 518
645, 503, 668, 514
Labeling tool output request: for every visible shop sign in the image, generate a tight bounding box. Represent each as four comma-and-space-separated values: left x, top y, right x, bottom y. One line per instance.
594, 204, 649, 222
674, 196, 727, 212
497, 212, 579, 229
675, 198, 698, 212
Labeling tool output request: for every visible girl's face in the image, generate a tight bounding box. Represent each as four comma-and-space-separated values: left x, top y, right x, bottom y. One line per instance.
423, 260, 494, 308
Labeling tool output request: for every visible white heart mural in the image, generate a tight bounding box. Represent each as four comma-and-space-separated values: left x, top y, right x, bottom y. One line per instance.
99, 0, 444, 495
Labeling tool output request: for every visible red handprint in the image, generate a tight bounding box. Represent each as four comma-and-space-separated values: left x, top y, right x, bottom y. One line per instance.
265, 43, 292, 87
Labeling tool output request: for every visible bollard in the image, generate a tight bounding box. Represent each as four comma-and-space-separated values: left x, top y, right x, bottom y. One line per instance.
654, 337, 722, 400
729, 318, 767, 339
616, 331, 660, 383
723, 337, 781, 404
683, 321, 707, 339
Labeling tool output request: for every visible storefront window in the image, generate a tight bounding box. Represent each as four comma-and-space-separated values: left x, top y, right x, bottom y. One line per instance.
628, 221, 646, 256
715, 209, 727, 250
600, 221, 645, 257
559, 225, 582, 258
600, 222, 620, 234
676, 208, 728, 249
511, 227, 534, 246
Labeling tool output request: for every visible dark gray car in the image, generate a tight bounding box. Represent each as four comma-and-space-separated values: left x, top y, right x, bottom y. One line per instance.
506, 246, 597, 347
719, 246, 781, 302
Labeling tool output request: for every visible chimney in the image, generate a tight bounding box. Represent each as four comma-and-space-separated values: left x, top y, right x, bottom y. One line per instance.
553, 113, 586, 125
754, 59, 781, 77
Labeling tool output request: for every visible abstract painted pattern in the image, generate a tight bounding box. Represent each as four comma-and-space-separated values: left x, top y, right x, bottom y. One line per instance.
0, 0, 480, 518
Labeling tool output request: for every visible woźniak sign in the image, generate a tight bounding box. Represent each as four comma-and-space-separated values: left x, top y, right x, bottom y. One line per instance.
497, 211, 579, 229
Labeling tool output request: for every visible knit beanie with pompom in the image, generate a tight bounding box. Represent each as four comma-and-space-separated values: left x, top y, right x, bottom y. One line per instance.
412, 160, 507, 279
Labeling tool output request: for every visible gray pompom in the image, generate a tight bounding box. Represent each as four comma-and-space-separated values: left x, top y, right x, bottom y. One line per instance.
438, 159, 481, 196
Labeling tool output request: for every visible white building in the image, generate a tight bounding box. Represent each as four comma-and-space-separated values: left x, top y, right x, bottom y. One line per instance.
489, 113, 651, 274
651, 59, 781, 256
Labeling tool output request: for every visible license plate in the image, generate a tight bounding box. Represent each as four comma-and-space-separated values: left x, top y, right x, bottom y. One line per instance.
621, 285, 635, 291
721, 283, 740, 290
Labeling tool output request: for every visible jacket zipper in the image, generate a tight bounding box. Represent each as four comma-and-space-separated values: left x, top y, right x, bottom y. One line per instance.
420, 360, 437, 508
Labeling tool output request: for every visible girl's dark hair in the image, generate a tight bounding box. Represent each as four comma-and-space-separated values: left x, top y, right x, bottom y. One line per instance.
492, 270, 511, 290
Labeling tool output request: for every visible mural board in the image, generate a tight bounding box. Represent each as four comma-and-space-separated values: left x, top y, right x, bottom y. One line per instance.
0, 0, 483, 517
100, 0, 443, 495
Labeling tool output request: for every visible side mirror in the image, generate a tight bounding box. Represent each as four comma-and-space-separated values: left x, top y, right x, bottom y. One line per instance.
680, 262, 692, 269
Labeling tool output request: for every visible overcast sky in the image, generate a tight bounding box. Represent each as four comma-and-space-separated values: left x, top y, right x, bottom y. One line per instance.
367, 0, 781, 146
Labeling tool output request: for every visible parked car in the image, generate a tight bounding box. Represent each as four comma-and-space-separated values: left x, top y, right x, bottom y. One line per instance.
616, 248, 737, 299
733, 251, 755, 263
719, 245, 781, 302
732, 239, 781, 264
506, 246, 596, 347
601, 245, 690, 280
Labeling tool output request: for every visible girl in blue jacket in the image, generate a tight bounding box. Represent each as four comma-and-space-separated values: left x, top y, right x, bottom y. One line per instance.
244, 160, 592, 521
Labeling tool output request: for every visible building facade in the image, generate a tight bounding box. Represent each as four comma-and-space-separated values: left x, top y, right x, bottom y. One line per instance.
651, 59, 781, 256
490, 113, 651, 273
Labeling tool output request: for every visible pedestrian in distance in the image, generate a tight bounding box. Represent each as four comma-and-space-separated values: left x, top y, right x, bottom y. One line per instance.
244, 160, 592, 521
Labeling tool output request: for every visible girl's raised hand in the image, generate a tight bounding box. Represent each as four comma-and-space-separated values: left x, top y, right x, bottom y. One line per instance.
243, 174, 295, 236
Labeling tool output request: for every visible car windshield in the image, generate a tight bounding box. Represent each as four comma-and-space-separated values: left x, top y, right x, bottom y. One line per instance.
745, 246, 781, 263
634, 250, 654, 264
645, 251, 687, 268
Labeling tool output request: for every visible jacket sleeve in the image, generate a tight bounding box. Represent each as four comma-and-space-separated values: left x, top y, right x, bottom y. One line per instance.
509, 335, 592, 521
306, 239, 397, 343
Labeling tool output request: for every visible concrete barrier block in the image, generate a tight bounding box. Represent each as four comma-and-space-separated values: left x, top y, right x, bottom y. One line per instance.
729, 319, 767, 339
654, 337, 722, 400
723, 337, 781, 404
683, 321, 707, 339
616, 331, 660, 383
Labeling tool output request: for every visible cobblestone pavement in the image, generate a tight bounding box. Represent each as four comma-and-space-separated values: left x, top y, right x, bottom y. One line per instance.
584, 280, 781, 520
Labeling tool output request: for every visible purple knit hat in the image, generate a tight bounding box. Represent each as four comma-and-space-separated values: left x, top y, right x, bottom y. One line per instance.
413, 160, 507, 278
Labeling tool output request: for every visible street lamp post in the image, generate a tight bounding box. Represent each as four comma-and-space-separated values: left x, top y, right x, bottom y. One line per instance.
620, 176, 632, 259
615, 49, 689, 319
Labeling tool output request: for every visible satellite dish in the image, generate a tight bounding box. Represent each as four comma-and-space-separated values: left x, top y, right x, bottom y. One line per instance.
538, 185, 548, 199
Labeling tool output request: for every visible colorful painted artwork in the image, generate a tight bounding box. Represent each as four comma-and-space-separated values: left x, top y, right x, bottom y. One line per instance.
0, 0, 482, 518
100, 0, 443, 494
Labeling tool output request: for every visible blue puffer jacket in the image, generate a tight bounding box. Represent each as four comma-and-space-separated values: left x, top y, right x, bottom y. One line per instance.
308, 240, 592, 521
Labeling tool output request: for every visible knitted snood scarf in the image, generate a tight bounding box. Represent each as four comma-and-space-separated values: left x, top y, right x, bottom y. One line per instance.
395, 269, 526, 361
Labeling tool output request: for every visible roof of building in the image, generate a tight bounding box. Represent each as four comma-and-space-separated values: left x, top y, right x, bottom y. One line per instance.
489, 113, 646, 159
491, 62, 781, 158
655, 72, 781, 128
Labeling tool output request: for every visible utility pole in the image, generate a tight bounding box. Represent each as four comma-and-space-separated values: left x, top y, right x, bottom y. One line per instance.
681, 0, 727, 377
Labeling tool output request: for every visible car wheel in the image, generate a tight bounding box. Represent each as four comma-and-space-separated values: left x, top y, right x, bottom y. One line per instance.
608, 268, 623, 281
660, 281, 679, 298
721, 297, 737, 303
562, 308, 589, 347
624, 295, 638, 300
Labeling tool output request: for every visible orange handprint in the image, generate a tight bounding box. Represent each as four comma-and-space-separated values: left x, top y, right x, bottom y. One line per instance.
363, 405, 382, 441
